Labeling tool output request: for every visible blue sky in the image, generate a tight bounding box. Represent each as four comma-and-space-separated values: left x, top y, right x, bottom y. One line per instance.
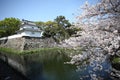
0, 0, 98, 22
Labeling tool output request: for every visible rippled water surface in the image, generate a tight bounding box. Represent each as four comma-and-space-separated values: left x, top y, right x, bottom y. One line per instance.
24, 53, 114, 80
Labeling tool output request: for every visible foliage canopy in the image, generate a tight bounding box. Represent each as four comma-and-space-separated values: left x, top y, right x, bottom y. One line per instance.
0, 18, 21, 37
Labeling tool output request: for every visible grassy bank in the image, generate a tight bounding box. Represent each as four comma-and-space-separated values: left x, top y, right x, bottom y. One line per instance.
0, 47, 20, 54
0, 47, 82, 56
0, 47, 82, 64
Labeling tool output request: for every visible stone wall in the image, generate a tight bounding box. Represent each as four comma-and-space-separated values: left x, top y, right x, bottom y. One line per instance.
23, 37, 56, 50
0, 37, 25, 50
0, 37, 56, 50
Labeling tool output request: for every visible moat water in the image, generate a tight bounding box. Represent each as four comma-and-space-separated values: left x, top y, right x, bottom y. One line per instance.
1, 52, 118, 80
22, 53, 113, 80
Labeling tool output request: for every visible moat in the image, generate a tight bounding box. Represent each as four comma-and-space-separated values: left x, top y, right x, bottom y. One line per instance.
0, 51, 115, 80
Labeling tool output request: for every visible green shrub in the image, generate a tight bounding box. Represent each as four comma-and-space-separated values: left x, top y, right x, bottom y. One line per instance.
112, 57, 120, 64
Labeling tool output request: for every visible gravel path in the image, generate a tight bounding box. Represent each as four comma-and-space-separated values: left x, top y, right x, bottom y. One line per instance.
0, 59, 29, 80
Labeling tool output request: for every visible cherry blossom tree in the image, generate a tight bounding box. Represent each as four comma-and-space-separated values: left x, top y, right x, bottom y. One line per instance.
76, 0, 120, 56
67, 0, 120, 79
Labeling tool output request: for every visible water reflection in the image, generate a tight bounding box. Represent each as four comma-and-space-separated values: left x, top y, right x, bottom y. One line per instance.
23, 53, 113, 80
78, 60, 112, 80
4, 52, 115, 80
29, 55, 79, 80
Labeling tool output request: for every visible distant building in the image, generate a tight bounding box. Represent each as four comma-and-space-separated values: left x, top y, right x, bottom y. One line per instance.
0, 20, 43, 40
0, 20, 56, 50
17, 19, 43, 38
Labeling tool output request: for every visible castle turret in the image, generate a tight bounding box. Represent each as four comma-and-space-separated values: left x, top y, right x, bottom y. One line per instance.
17, 19, 43, 38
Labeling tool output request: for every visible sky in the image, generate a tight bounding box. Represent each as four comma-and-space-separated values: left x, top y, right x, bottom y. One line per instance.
0, 0, 98, 22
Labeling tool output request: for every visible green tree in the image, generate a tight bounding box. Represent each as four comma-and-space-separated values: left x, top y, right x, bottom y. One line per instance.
35, 21, 46, 30
35, 21, 45, 28
36, 16, 80, 42
42, 16, 80, 42
54, 15, 71, 28
43, 21, 58, 37
45, 21, 57, 27
0, 17, 21, 37
43, 20, 70, 42
0, 21, 6, 37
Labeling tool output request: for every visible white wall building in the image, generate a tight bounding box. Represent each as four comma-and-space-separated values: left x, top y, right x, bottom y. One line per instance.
17, 19, 43, 38
0, 20, 43, 40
